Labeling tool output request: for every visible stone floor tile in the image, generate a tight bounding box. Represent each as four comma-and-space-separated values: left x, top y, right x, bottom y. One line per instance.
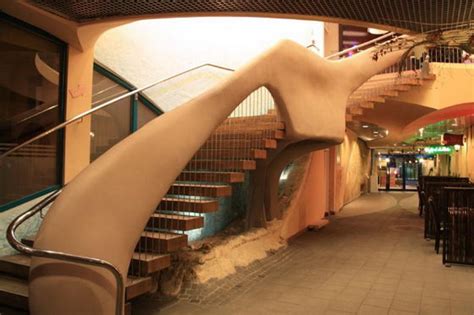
390, 299, 420, 313
363, 296, 393, 309
328, 298, 363, 313
388, 309, 418, 315
357, 304, 389, 315
419, 303, 451, 315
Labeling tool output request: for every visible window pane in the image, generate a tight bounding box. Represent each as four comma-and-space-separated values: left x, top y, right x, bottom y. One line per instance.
0, 17, 64, 207
90, 72, 131, 161
137, 101, 158, 129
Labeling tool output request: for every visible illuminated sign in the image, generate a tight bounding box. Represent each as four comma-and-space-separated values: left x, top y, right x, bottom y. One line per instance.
423, 146, 453, 154
442, 133, 464, 146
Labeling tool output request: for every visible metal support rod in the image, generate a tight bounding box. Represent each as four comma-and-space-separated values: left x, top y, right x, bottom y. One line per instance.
326, 32, 396, 59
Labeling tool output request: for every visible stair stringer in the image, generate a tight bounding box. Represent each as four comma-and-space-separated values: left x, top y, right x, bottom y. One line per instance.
28, 40, 407, 315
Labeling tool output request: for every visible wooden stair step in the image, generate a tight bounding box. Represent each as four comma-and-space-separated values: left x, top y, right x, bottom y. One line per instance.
187, 159, 256, 171
358, 101, 375, 109
148, 213, 204, 231
157, 197, 219, 213
0, 254, 30, 279
224, 115, 278, 124
129, 253, 171, 277
137, 232, 188, 254
379, 90, 399, 97
349, 106, 363, 115
202, 138, 277, 149
0, 275, 28, 310
366, 96, 385, 103
126, 276, 153, 300
196, 148, 267, 160
168, 183, 231, 197
393, 84, 411, 91
0, 274, 136, 310
177, 171, 245, 183
210, 129, 284, 139
18, 238, 170, 277
215, 121, 285, 132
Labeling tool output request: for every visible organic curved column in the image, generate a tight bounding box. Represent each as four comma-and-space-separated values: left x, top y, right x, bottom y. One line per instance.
246, 139, 291, 228
29, 40, 405, 314
263, 140, 334, 221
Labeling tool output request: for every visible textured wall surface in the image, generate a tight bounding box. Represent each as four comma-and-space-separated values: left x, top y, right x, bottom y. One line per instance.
335, 130, 371, 211
187, 176, 249, 241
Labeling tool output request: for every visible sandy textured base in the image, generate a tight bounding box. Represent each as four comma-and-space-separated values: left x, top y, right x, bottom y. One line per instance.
194, 220, 286, 283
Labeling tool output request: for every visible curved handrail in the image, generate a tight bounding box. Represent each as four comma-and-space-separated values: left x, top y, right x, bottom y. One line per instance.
326, 32, 396, 59
0, 63, 234, 160
6, 189, 125, 315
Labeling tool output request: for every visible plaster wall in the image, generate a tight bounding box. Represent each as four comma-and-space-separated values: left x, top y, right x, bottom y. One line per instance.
335, 129, 371, 211
94, 17, 325, 96
63, 46, 95, 182
450, 125, 474, 181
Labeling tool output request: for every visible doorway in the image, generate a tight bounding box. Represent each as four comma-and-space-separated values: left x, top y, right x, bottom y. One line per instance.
377, 154, 422, 191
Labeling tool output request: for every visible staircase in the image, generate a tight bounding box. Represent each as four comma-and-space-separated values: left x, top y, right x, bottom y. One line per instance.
0, 109, 286, 312
0, 48, 438, 313
346, 69, 436, 119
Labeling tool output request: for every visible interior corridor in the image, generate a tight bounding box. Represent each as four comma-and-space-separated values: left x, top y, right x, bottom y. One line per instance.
136, 192, 474, 315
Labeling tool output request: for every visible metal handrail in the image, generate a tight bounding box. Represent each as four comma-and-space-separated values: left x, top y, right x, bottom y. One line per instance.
6, 189, 125, 315
326, 31, 396, 59
0, 63, 234, 160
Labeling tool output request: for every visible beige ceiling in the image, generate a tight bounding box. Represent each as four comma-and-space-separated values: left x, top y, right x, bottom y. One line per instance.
356, 100, 435, 147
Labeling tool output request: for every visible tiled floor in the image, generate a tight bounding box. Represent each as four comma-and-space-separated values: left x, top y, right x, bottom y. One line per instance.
135, 192, 474, 315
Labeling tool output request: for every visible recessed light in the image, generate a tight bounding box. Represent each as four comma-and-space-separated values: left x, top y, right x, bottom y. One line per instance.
362, 125, 369, 128
373, 131, 379, 134
368, 28, 389, 35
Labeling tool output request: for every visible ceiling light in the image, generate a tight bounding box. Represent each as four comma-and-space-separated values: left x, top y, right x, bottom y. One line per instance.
368, 28, 389, 35
362, 125, 369, 128
373, 131, 379, 134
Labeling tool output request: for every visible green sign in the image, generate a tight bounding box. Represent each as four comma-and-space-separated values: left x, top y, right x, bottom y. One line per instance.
423, 146, 453, 154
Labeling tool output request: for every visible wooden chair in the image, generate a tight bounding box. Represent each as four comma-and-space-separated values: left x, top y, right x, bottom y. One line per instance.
427, 196, 442, 254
